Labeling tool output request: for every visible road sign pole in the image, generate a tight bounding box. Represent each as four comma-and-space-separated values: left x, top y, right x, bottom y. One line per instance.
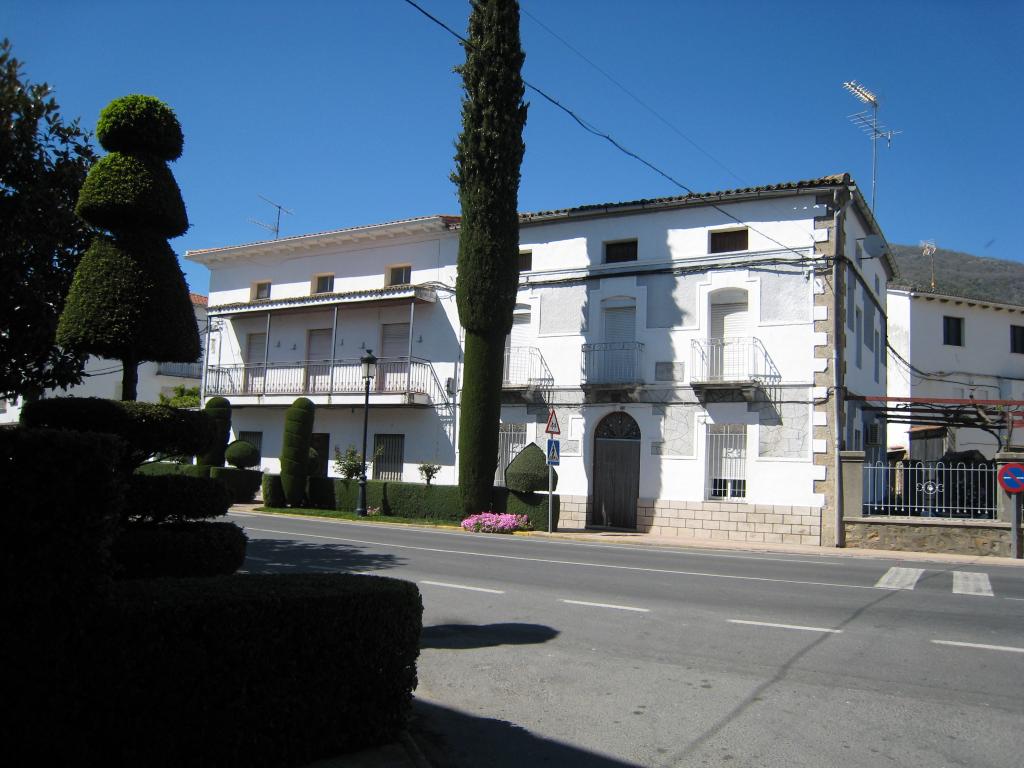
548, 464, 553, 534
1014, 495, 1021, 560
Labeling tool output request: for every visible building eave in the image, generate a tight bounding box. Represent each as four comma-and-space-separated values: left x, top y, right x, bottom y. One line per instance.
207, 285, 437, 317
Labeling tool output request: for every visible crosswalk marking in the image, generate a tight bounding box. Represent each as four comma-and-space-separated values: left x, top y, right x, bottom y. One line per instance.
875, 567, 925, 590
952, 571, 994, 596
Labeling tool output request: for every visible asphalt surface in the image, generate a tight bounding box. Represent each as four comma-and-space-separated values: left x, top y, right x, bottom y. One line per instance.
231, 511, 1024, 768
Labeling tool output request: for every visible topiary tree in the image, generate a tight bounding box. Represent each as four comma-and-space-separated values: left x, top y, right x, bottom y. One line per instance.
452, 0, 528, 515
504, 443, 556, 493
197, 396, 231, 467
224, 440, 260, 470
280, 397, 315, 506
57, 94, 199, 401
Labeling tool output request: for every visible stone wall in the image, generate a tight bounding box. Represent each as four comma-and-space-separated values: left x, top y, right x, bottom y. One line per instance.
638, 501, 821, 544
844, 517, 1014, 557
558, 495, 589, 530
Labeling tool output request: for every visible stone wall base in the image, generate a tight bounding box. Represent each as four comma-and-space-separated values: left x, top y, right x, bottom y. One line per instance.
845, 517, 1016, 558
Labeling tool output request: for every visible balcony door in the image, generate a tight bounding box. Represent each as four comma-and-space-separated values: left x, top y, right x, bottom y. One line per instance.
243, 332, 267, 394
709, 294, 748, 381
379, 322, 409, 393
305, 329, 332, 393
503, 304, 532, 385
603, 304, 636, 383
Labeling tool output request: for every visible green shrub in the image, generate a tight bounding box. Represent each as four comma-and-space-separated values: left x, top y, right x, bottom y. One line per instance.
126, 474, 232, 524
21, 397, 214, 469
383, 481, 463, 521
418, 462, 441, 485
225, 439, 260, 469
136, 461, 211, 478
493, 486, 559, 531
308, 446, 324, 476
112, 521, 247, 579
333, 444, 363, 479
280, 397, 315, 506
307, 475, 337, 509
96, 94, 184, 160
197, 397, 231, 467
504, 442, 556, 493
1, 427, 127, 603
211, 466, 262, 503
261, 473, 285, 508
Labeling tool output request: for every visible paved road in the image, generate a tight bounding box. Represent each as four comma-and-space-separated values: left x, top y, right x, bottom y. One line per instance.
231, 511, 1024, 768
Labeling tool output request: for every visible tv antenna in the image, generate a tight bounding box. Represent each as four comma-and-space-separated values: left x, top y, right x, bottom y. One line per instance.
842, 80, 901, 213
249, 195, 293, 239
920, 239, 938, 291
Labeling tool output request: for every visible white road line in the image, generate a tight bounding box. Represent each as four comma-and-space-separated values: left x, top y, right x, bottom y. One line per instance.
728, 619, 842, 634
1005, 597, 1024, 602
242, 527, 883, 592
420, 580, 505, 594
562, 599, 649, 613
875, 567, 925, 590
931, 639, 1024, 654
952, 571, 994, 596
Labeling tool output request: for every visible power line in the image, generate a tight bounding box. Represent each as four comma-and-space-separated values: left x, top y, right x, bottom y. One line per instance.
519, 5, 748, 186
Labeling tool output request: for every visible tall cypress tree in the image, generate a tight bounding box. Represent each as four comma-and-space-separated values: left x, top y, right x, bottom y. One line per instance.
57, 95, 198, 400
452, 0, 528, 514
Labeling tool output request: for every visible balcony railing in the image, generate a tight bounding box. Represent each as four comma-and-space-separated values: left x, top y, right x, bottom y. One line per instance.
582, 341, 644, 385
157, 361, 204, 379
690, 337, 779, 384
503, 346, 554, 387
204, 356, 447, 403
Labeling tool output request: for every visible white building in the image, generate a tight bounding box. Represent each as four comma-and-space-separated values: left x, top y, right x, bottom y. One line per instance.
0, 294, 209, 422
187, 174, 892, 546
886, 286, 1024, 458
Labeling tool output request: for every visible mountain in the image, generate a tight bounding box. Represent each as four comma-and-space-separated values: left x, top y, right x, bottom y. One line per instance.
888, 244, 1024, 306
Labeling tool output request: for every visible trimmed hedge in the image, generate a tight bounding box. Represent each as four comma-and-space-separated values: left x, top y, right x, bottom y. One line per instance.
197, 397, 231, 467
210, 466, 262, 503
261, 473, 285, 508
136, 461, 211, 478
381, 481, 463, 521
280, 397, 315, 506
126, 474, 232, 524
112, 522, 247, 579
75, 151, 188, 238
96, 94, 184, 160
1, 427, 127, 602
495, 486, 560, 531
505, 442, 557, 493
9, 573, 422, 767
21, 397, 214, 468
225, 439, 260, 469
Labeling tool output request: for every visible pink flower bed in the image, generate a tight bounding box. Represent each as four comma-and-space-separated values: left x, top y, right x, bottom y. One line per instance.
461, 512, 532, 534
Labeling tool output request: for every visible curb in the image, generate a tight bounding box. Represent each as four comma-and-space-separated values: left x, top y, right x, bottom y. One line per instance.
399, 730, 434, 768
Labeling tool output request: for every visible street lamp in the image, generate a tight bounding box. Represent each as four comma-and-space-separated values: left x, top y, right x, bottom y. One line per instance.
356, 349, 377, 516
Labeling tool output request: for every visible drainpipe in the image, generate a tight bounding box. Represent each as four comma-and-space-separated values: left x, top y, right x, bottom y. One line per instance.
832, 189, 847, 548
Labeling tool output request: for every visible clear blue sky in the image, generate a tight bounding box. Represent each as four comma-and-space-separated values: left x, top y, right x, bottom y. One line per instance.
5, 1, 1022, 294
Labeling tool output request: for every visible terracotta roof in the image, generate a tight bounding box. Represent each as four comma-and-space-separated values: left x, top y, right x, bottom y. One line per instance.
189, 293, 208, 306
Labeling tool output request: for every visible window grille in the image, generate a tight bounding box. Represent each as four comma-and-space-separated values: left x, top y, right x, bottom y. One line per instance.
372, 434, 405, 481
706, 424, 747, 499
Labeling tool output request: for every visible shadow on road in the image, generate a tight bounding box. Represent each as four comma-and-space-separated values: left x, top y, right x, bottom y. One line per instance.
411, 699, 641, 768
243, 537, 403, 573
420, 622, 559, 650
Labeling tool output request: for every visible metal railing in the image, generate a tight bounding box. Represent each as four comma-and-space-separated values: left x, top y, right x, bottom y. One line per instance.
503, 346, 554, 387
204, 356, 446, 402
581, 341, 644, 385
863, 460, 996, 519
690, 337, 779, 383
157, 361, 203, 379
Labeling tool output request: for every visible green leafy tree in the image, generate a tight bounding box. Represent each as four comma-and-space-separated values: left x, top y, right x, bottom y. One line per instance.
158, 384, 200, 409
57, 94, 198, 400
452, 0, 528, 514
0, 39, 96, 401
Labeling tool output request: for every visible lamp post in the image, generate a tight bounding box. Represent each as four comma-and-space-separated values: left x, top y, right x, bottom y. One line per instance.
356, 350, 377, 517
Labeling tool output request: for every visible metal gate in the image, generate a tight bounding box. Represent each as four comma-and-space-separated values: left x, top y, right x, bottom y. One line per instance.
495, 423, 528, 487
706, 424, 747, 499
863, 460, 996, 518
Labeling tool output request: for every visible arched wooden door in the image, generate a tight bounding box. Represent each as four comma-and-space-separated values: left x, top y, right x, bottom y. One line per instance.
591, 412, 641, 529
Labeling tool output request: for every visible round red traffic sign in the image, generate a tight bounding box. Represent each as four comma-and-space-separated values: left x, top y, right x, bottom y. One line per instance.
997, 462, 1024, 494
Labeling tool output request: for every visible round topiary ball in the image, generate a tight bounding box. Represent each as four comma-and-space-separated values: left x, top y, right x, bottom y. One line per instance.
225, 440, 260, 470
96, 94, 184, 160
504, 442, 557, 493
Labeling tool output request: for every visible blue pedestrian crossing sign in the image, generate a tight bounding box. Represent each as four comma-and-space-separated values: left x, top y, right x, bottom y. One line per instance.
546, 438, 560, 466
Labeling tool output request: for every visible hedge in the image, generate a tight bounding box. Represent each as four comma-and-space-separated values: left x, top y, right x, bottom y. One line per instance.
380, 481, 463, 521
280, 398, 315, 506
225, 439, 260, 469
125, 474, 232, 524
21, 398, 214, 468
1, 427, 127, 602
8, 573, 422, 767
96, 94, 184, 160
262, 473, 285, 508
505, 442, 557, 493
210, 466, 262, 503
136, 461, 211, 478
495, 486, 560, 531
112, 522, 247, 579
197, 397, 231, 467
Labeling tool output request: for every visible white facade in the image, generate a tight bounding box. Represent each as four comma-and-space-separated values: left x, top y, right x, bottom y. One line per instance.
188, 175, 891, 544
0, 296, 209, 423
886, 287, 1024, 458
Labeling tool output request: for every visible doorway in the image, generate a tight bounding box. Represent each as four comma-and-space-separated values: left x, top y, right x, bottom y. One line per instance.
591, 411, 641, 529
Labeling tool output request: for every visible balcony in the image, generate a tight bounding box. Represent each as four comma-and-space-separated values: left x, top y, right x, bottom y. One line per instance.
157, 361, 204, 379
581, 342, 644, 386
502, 346, 554, 388
689, 337, 778, 402
204, 356, 448, 406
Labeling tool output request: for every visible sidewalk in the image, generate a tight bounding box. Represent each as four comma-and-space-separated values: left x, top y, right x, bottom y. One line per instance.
303, 732, 430, 768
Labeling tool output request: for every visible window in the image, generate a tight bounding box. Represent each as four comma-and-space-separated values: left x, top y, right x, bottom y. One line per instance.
253, 281, 271, 300
706, 424, 747, 499
604, 240, 637, 264
518, 250, 533, 272
874, 330, 880, 382
313, 274, 334, 294
1012, 325, 1024, 354
387, 265, 411, 286
855, 239, 864, 266
855, 307, 863, 368
238, 431, 263, 464
943, 316, 964, 346
372, 434, 405, 481
709, 228, 748, 254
